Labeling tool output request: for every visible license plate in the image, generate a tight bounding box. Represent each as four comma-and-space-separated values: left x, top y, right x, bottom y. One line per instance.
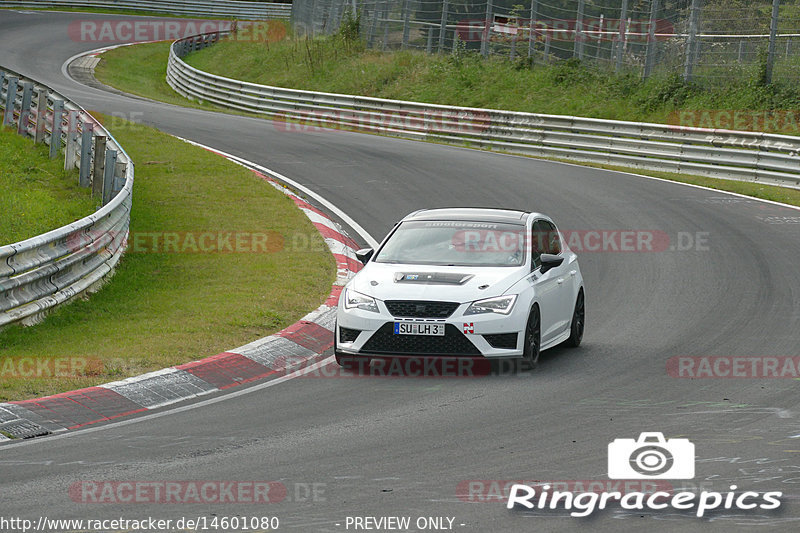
393, 322, 445, 336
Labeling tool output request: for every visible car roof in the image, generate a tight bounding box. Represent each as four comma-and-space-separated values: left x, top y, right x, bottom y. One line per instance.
402, 208, 536, 224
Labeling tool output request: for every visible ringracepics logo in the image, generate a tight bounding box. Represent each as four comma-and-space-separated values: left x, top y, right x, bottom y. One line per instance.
506, 433, 782, 517
608, 432, 694, 479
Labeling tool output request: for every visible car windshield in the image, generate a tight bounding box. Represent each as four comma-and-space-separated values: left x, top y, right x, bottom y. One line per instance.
374, 220, 526, 267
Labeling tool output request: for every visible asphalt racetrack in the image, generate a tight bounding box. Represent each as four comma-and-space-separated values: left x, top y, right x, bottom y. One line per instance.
1, 9, 800, 532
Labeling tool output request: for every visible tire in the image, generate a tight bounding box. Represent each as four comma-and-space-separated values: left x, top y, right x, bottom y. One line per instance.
523, 305, 541, 369
564, 289, 585, 348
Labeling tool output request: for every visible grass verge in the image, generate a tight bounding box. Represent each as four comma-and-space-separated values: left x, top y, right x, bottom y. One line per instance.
0, 115, 335, 401
0, 126, 94, 244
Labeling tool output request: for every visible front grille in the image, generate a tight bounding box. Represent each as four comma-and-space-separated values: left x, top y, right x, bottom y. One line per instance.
361, 323, 481, 356
385, 300, 460, 318
339, 327, 361, 343
483, 333, 519, 349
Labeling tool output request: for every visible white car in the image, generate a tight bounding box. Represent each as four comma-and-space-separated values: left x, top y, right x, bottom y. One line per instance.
335, 208, 584, 367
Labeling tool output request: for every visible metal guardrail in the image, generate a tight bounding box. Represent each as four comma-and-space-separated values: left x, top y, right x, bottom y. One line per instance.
166, 32, 800, 189
0, 66, 133, 327
0, 0, 292, 20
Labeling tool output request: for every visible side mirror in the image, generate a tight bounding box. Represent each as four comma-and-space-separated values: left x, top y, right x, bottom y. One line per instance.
539, 253, 564, 274
355, 248, 374, 265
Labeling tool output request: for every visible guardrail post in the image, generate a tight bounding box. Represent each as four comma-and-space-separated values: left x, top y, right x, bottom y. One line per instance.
113, 160, 127, 197
64, 111, 79, 171
34, 89, 48, 144
92, 135, 107, 198
615, 0, 628, 73
79, 122, 94, 188
643, 0, 660, 79
49, 99, 64, 159
3, 76, 18, 127
17, 82, 33, 137
102, 149, 119, 206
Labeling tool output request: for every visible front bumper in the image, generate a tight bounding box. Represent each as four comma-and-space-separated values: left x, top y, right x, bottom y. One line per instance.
336, 300, 527, 358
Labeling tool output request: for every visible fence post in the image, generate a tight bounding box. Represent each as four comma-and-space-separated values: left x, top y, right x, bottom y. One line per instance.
3, 76, 18, 127
544, 32, 551, 60
427, 26, 433, 53
367, 0, 380, 46
382, 0, 390, 50
102, 149, 118, 206
79, 122, 94, 188
643, 0, 660, 79
92, 135, 107, 198
325, 0, 338, 34
480, 0, 492, 58
528, 0, 538, 62
574, 0, 585, 59
49, 99, 64, 159
34, 89, 47, 144
17, 82, 33, 137
401, 0, 411, 49
683, 0, 702, 81
438, 0, 448, 53
766, 0, 780, 84
615, 0, 628, 73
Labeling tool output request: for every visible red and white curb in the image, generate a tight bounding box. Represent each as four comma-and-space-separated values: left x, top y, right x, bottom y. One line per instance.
0, 144, 365, 441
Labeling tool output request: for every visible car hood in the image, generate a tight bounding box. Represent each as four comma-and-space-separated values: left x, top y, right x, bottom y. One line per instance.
348, 262, 527, 303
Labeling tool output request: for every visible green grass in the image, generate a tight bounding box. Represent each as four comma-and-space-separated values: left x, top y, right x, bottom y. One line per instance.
183, 35, 800, 133
0, 126, 94, 245
0, 116, 335, 401
94, 41, 219, 109
94, 37, 800, 209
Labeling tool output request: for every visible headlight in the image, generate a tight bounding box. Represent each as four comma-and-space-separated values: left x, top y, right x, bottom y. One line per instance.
464, 294, 518, 315
343, 289, 379, 313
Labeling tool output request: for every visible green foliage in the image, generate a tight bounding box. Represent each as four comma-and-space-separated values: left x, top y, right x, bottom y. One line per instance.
338, 7, 362, 45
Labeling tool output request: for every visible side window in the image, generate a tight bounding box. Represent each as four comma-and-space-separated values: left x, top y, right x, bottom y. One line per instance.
531, 220, 546, 268
541, 220, 561, 255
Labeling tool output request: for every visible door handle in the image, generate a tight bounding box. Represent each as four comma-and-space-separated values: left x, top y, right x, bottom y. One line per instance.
570, 270, 577, 277
557, 278, 564, 284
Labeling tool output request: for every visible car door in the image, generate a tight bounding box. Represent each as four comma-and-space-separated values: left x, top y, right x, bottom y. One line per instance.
539, 220, 574, 336
531, 220, 570, 343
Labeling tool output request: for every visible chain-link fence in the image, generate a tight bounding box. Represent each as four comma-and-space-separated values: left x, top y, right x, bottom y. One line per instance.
291, 0, 800, 85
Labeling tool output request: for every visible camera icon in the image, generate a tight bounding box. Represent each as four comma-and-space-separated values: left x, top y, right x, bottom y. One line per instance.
608, 432, 695, 479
